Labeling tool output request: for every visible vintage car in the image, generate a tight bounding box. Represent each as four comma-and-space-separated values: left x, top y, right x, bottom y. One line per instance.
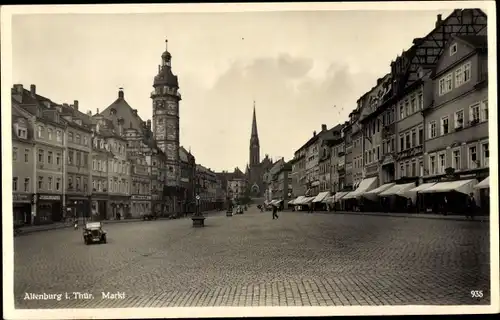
142, 212, 158, 221
83, 222, 107, 245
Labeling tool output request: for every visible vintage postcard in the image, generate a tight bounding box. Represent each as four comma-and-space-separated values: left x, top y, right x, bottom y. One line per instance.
1, 1, 498, 319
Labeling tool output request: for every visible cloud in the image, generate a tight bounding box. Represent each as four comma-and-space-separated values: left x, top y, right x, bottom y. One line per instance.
185, 54, 378, 170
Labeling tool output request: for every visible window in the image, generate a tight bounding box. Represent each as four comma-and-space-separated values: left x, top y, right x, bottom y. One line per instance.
76, 177, 81, 190
47, 128, 53, 140
68, 177, 73, 189
17, 128, 27, 139
470, 103, 480, 123
400, 163, 405, 177
48, 177, 53, 190
438, 73, 453, 96
418, 127, 424, 145
13, 147, 18, 161
83, 153, 88, 166
441, 116, 449, 135
68, 132, 73, 142
47, 151, 53, 164
411, 129, 417, 147
13, 177, 18, 191
38, 149, 44, 163
37, 126, 43, 138
377, 146, 380, 160
411, 96, 416, 113
399, 104, 404, 120
93, 160, 96, 171
419, 160, 424, 176
93, 180, 96, 190
411, 161, 416, 177
450, 43, 457, 56
463, 61, 471, 83
400, 135, 404, 152
391, 138, 395, 153
76, 134, 81, 144
68, 150, 73, 165
56, 130, 62, 142
76, 152, 81, 166
454, 110, 464, 129
468, 146, 477, 169
481, 99, 488, 121
24, 149, 30, 162
452, 149, 461, 169
429, 121, 437, 139
405, 133, 411, 150
438, 153, 446, 173
482, 142, 489, 167
38, 176, 43, 190
56, 178, 61, 191
83, 136, 88, 146
56, 153, 61, 166
455, 65, 464, 87
405, 100, 410, 117
24, 178, 30, 192
429, 155, 436, 175
405, 161, 410, 176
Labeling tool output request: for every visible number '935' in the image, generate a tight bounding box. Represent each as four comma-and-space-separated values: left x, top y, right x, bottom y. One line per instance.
471, 290, 483, 298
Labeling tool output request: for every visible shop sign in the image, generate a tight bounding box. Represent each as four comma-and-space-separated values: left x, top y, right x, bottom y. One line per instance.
13, 193, 31, 202
38, 194, 61, 201
131, 195, 151, 201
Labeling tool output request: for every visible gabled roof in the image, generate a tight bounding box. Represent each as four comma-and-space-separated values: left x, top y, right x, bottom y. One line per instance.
99, 89, 145, 132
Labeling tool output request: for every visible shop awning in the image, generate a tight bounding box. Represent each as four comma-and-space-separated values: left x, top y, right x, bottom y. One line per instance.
362, 183, 396, 201
292, 196, 305, 205
419, 179, 478, 195
313, 191, 330, 203
474, 176, 490, 189
333, 191, 349, 202
403, 182, 436, 203
342, 177, 378, 200
300, 196, 315, 205
380, 182, 416, 197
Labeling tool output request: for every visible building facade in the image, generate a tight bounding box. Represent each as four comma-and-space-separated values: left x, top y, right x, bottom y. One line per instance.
11, 99, 36, 225
423, 34, 488, 212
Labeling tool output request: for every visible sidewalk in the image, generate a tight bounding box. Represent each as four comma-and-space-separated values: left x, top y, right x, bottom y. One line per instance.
16, 210, 224, 236
296, 210, 490, 222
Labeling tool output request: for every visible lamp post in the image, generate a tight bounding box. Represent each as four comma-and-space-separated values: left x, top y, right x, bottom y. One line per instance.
192, 176, 206, 227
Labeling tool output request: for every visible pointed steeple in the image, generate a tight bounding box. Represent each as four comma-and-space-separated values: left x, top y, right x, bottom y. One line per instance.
251, 100, 258, 138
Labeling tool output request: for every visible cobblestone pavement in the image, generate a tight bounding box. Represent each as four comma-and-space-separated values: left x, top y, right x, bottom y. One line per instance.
13, 208, 491, 308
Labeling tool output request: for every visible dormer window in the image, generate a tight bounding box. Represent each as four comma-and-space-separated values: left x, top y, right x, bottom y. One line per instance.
17, 127, 28, 139
450, 43, 458, 56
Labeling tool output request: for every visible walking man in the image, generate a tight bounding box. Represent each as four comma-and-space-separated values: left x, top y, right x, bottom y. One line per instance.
272, 205, 279, 219
466, 192, 477, 220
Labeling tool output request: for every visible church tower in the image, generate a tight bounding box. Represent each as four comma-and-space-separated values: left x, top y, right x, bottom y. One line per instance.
151, 39, 181, 187
249, 101, 260, 167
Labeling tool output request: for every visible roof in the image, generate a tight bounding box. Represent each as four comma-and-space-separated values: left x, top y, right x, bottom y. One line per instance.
453, 34, 487, 50
99, 89, 145, 132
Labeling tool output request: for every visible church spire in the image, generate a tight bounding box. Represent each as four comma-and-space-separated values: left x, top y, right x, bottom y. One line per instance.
251, 100, 258, 138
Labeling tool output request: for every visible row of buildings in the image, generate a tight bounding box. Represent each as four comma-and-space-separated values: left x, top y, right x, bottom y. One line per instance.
10, 40, 246, 226
266, 10, 491, 214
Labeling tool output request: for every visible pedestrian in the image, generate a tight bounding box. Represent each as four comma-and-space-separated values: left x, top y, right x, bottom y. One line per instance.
441, 196, 448, 216
466, 193, 477, 220
272, 205, 279, 219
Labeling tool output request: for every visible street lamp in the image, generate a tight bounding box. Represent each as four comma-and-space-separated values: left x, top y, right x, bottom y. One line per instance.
192, 177, 205, 227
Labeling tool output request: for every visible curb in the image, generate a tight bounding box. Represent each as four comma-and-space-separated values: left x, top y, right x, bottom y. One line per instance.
306, 210, 489, 222
16, 211, 225, 236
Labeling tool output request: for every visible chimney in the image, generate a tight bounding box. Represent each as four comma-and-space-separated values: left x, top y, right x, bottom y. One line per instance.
30, 84, 36, 97
436, 14, 442, 28
118, 87, 124, 99
147, 119, 152, 130
63, 103, 69, 108
132, 109, 138, 116
87, 110, 92, 116
313, 130, 316, 136
96, 108, 100, 114
321, 124, 327, 131
73, 100, 79, 110
44, 101, 51, 108
14, 84, 24, 94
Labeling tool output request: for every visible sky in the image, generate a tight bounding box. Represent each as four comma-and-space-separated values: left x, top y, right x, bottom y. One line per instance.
10, 6, 456, 172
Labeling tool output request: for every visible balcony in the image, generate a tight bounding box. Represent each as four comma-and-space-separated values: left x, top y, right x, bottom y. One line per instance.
397, 145, 423, 160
